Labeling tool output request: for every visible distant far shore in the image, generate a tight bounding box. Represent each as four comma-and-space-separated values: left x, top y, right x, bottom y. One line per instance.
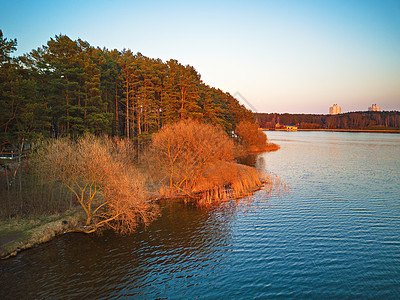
262, 128, 400, 134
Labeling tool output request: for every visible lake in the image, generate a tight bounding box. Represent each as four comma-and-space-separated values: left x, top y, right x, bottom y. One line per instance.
1, 131, 400, 298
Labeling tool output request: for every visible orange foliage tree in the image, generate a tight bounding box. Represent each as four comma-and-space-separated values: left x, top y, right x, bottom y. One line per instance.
33, 134, 158, 233
234, 121, 272, 153
150, 119, 236, 197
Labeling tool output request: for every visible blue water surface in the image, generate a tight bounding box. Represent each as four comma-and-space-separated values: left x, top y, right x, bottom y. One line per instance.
1, 131, 399, 299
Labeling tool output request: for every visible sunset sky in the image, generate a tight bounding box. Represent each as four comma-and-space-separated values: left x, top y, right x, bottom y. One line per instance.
1, 0, 400, 114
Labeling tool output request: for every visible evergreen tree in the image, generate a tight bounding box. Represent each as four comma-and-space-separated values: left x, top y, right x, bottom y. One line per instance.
163, 60, 201, 123
1, 32, 258, 146
118, 49, 136, 137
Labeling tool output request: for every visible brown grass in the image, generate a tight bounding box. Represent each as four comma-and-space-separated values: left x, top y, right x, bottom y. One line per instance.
247, 142, 280, 153
0, 209, 82, 259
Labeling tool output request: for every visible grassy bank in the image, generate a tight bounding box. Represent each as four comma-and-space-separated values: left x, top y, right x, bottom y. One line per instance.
0, 209, 81, 259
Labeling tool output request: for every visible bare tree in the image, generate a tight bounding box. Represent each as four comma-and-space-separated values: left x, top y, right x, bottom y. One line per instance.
235, 121, 278, 153
149, 119, 262, 200
32, 134, 158, 233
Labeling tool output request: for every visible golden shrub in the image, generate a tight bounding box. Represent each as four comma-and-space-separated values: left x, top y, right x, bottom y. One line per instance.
32, 134, 158, 234
150, 119, 263, 201
235, 121, 268, 152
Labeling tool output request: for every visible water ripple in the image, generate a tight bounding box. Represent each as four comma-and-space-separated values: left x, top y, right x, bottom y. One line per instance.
1, 132, 400, 298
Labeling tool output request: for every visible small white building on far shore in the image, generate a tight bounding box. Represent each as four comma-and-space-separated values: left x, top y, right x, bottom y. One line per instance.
329, 104, 341, 115
368, 104, 381, 112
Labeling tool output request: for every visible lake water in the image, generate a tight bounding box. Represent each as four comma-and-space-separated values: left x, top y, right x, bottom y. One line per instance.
1, 131, 400, 299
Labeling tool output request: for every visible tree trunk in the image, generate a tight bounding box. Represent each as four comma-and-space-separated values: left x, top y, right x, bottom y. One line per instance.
126, 78, 129, 138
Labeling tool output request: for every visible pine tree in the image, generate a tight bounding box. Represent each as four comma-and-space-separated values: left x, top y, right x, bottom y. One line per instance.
118, 49, 136, 137
198, 84, 226, 128
162, 60, 201, 123
0, 30, 50, 154
2, 32, 256, 145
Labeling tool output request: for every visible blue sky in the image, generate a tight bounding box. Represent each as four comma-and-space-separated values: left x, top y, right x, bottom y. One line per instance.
1, 0, 400, 113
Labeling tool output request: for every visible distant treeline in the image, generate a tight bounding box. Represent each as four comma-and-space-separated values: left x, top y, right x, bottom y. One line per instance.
255, 111, 400, 130
0, 30, 253, 149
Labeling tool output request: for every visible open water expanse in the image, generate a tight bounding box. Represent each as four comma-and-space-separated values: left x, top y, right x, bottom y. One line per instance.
1, 131, 400, 299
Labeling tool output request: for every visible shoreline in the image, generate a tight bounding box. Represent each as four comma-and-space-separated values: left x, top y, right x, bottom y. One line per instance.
0, 140, 280, 260
262, 128, 400, 133
0, 165, 268, 260
0, 181, 264, 260
0, 210, 81, 260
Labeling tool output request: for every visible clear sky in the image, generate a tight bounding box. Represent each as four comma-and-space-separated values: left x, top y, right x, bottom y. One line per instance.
1, 0, 399, 114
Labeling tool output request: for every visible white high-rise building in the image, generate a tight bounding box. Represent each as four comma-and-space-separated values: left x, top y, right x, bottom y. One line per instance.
368, 104, 381, 112
329, 104, 341, 115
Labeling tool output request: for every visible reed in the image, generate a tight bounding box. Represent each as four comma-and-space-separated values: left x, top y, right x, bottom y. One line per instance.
247, 142, 280, 153
193, 161, 264, 204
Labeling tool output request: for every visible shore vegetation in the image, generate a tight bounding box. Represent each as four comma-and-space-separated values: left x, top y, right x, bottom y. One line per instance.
235, 121, 280, 153
148, 119, 264, 201
32, 134, 159, 234
0, 30, 279, 258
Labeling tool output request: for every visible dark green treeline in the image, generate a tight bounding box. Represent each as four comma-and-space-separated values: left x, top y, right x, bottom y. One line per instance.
256, 112, 400, 130
0, 31, 253, 149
